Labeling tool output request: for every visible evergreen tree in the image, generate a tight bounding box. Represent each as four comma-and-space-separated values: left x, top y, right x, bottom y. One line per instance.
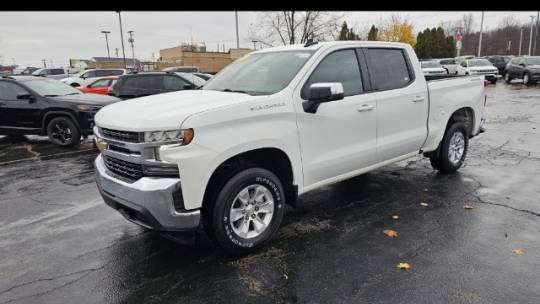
415, 32, 425, 58
339, 21, 349, 40
367, 25, 378, 41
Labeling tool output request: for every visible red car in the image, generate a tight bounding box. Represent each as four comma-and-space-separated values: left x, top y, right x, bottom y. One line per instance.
78, 76, 118, 95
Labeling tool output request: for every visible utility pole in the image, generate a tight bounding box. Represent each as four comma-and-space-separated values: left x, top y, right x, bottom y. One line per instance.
529, 15, 535, 56
478, 11, 484, 57
235, 11, 240, 49
117, 11, 127, 68
534, 11, 539, 55
128, 30, 135, 69
101, 31, 111, 60
519, 28, 523, 56
115, 48, 119, 58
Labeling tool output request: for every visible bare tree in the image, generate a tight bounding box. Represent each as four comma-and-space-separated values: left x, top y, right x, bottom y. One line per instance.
248, 11, 343, 46
461, 13, 475, 35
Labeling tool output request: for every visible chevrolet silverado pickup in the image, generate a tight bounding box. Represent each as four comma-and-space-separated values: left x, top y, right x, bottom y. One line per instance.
94, 41, 487, 254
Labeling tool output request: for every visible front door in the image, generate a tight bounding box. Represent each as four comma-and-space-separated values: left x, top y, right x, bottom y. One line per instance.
0, 81, 40, 131
294, 48, 377, 188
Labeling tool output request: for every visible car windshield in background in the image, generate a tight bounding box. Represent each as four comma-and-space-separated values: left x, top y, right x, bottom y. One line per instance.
525, 57, 540, 65
203, 50, 315, 95
421, 61, 441, 68
24, 79, 82, 97
468, 59, 493, 67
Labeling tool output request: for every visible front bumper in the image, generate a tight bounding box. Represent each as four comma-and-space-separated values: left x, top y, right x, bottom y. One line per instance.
95, 154, 200, 231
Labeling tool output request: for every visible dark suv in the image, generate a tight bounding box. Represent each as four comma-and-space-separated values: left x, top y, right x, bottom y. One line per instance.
109, 72, 207, 100
486, 55, 512, 76
505, 56, 540, 85
0, 76, 119, 146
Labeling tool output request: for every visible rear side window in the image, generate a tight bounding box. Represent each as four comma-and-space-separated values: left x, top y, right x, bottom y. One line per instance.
303, 49, 363, 98
365, 48, 412, 91
164, 75, 189, 90
138, 76, 164, 90
119, 77, 139, 90
52, 69, 64, 75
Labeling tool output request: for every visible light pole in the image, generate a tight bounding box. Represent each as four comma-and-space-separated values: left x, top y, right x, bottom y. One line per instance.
519, 28, 523, 56
529, 15, 535, 56
117, 11, 127, 68
100, 30, 111, 60
534, 11, 539, 55
128, 30, 135, 70
235, 11, 240, 49
478, 11, 484, 57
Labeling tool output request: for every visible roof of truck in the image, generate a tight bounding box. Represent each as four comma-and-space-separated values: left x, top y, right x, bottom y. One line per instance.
253, 41, 411, 54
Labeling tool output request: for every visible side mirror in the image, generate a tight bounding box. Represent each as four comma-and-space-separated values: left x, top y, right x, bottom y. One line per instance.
302, 82, 344, 114
17, 94, 35, 102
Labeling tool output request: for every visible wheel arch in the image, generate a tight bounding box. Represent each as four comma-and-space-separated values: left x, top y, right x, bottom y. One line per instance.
42, 110, 80, 132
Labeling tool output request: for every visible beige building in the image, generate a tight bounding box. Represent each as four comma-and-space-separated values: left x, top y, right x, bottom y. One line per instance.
159, 44, 252, 74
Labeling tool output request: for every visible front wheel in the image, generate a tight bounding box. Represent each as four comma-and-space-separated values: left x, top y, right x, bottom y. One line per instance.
209, 167, 286, 255
46, 117, 81, 147
504, 73, 512, 83
429, 122, 469, 174
523, 73, 532, 85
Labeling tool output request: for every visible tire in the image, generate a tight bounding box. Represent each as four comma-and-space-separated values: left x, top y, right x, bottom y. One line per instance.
523, 73, 532, 85
490, 79, 497, 84
429, 122, 469, 174
207, 167, 286, 255
46, 117, 81, 147
504, 73, 512, 83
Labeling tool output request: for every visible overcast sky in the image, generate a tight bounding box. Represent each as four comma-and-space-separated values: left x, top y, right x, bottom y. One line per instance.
0, 11, 537, 68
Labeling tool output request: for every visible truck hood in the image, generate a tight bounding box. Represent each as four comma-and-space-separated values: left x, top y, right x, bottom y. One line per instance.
49, 93, 120, 106
95, 89, 261, 131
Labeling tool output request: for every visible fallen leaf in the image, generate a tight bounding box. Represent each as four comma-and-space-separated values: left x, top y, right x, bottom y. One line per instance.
397, 262, 411, 270
463, 204, 474, 209
420, 202, 429, 207
383, 229, 398, 238
512, 249, 525, 255
392, 215, 399, 220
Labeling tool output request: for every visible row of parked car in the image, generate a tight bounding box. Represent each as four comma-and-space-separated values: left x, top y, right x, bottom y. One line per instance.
0, 67, 212, 147
420, 55, 540, 85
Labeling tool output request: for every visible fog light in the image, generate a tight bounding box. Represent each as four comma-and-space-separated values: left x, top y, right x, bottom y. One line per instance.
95, 137, 106, 152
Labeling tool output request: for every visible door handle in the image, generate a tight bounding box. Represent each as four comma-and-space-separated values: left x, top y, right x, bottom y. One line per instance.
412, 96, 425, 103
357, 104, 374, 112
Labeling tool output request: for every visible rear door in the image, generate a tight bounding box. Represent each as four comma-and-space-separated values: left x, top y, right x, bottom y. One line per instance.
364, 47, 428, 162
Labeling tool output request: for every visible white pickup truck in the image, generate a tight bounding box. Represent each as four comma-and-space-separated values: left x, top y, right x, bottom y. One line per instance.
94, 41, 487, 254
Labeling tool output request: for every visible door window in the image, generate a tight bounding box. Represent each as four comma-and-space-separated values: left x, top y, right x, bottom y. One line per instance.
303, 49, 363, 98
164, 75, 189, 90
365, 48, 413, 91
89, 79, 112, 88
0, 82, 30, 100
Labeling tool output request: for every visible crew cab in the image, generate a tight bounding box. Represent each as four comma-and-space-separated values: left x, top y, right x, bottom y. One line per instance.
94, 41, 487, 254
456, 58, 499, 84
0, 76, 119, 146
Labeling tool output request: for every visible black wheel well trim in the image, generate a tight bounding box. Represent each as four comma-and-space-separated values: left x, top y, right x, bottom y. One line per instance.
446, 107, 475, 136
202, 147, 298, 213
42, 111, 80, 132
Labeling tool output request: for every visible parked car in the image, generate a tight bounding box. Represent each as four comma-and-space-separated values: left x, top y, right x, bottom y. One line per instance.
421, 60, 447, 75
456, 58, 498, 83
94, 41, 487, 254
77, 76, 118, 95
162, 66, 200, 73
109, 72, 207, 100
0, 76, 119, 146
504, 56, 540, 85
61, 68, 129, 87
486, 55, 512, 76
193, 72, 213, 81
31, 68, 68, 80
437, 58, 459, 74
14, 67, 39, 75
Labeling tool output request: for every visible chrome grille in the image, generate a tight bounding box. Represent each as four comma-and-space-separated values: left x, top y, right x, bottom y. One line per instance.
103, 155, 143, 180
101, 128, 141, 143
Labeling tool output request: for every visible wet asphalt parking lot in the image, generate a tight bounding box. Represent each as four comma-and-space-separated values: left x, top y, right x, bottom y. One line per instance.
1, 81, 540, 304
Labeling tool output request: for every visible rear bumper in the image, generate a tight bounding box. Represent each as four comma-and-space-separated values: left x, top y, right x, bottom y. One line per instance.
94, 154, 200, 231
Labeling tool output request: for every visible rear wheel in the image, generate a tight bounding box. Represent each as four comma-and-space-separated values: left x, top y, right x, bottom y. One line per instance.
505, 73, 512, 83
46, 117, 80, 147
429, 122, 469, 174
207, 167, 286, 255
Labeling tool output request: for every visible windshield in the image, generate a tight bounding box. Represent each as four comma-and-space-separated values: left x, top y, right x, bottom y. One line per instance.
24, 79, 82, 96
203, 50, 315, 95
421, 61, 441, 68
525, 57, 540, 65
468, 59, 493, 67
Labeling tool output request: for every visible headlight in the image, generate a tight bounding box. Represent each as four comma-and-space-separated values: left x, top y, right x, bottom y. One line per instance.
77, 105, 101, 112
144, 128, 194, 145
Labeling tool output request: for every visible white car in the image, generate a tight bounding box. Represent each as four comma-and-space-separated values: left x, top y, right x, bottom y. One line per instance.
421, 60, 447, 75
94, 41, 486, 254
456, 58, 499, 84
438, 58, 459, 74
61, 68, 129, 87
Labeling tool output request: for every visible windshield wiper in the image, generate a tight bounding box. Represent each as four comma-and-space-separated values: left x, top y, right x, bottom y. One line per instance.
64, 93, 80, 96
44, 94, 59, 97
222, 88, 247, 94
